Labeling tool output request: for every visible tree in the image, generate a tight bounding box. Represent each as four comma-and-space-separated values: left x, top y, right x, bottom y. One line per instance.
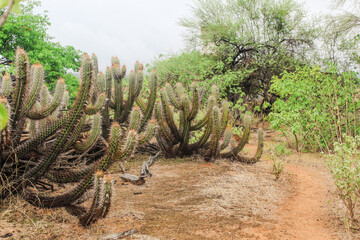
153, 51, 219, 92
329, 0, 360, 35
319, 0, 360, 69
179, 0, 316, 109
315, 21, 360, 70
0, 0, 81, 99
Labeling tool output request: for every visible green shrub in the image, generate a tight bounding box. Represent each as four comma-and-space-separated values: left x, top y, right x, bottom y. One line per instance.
268, 65, 360, 152
327, 135, 360, 224
274, 142, 291, 157
272, 156, 285, 180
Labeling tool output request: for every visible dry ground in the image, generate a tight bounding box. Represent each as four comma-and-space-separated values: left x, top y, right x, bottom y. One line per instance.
0, 130, 359, 239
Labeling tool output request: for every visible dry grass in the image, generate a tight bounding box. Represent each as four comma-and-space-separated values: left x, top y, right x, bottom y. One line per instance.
199, 160, 284, 220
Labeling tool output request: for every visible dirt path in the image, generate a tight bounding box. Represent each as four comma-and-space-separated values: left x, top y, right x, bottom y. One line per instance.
0, 157, 347, 239
274, 163, 335, 239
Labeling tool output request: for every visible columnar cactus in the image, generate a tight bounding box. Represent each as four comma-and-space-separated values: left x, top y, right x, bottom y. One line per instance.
101, 58, 157, 140
155, 82, 263, 162
0, 49, 155, 227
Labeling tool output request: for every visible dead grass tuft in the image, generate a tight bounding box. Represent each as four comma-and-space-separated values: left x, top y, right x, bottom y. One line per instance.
199, 160, 285, 221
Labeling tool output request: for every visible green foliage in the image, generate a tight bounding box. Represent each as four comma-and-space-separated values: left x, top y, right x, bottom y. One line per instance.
179, 0, 315, 107
62, 73, 80, 103
273, 142, 291, 157
272, 157, 285, 180
327, 135, 360, 223
268, 65, 360, 152
154, 51, 218, 87
0, 0, 82, 95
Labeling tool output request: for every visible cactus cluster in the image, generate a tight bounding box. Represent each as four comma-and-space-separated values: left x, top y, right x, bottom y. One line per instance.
0, 49, 155, 226
0, 47, 263, 228
101, 58, 157, 140
155, 82, 263, 162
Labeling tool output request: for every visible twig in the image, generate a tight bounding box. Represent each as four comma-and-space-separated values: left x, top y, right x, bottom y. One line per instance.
102, 229, 137, 240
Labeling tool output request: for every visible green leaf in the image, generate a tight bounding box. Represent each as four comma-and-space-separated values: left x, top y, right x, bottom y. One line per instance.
0, 103, 8, 131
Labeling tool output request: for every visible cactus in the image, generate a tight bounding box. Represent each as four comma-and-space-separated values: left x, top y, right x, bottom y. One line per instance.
65, 172, 113, 227
101, 59, 157, 140
0, 49, 153, 228
155, 82, 263, 162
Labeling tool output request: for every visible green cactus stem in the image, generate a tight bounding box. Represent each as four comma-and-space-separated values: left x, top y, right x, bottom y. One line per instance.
21, 64, 43, 115
155, 82, 262, 162
26, 79, 65, 120
74, 113, 101, 151
10, 48, 30, 145
221, 115, 250, 158
137, 69, 157, 132
24, 122, 122, 207
1, 73, 12, 97
21, 53, 93, 181
234, 129, 263, 164
138, 119, 156, 145
78, 170, 103, 227
101, 67, 112, 140
84, 93, 106, 115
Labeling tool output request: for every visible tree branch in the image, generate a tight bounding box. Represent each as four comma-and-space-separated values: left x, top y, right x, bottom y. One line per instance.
0, 0, 15, 28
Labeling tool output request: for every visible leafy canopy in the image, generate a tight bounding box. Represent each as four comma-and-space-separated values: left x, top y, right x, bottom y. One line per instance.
0, 0, 81, 100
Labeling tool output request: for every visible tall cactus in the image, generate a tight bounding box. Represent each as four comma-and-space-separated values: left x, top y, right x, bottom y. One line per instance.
155, 82, 263, 162
0, 49, 154, 228
101, 58, 157, 140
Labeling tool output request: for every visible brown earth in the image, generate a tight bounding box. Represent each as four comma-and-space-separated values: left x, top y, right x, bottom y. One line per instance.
0, 134, 358, 239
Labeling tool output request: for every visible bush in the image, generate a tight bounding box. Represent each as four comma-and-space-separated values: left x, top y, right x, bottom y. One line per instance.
274, 142, 291, 157
268, 65, 360, 152
327, 135, 360, 224
272, 157, 285, 180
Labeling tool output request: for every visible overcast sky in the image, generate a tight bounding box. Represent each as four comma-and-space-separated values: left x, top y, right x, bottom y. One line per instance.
38, 0, 334, 71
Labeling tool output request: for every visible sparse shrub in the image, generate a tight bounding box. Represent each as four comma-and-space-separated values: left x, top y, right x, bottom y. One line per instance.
272, 156, 285, 180
269, 142, 287, 180
274, 142, 291, 157
327, 135, 360, 225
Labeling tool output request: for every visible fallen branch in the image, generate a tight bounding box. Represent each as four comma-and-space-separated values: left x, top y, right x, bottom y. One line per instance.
102, 229, 137, 240
120, 151, 160, 185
